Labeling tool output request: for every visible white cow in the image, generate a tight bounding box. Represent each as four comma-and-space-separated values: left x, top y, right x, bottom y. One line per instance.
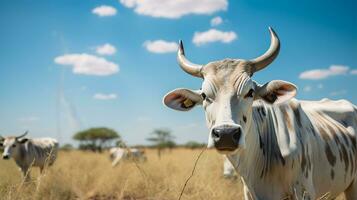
0, 131, 58, 180
109, 147, 146, 167
163, 27, 357, 199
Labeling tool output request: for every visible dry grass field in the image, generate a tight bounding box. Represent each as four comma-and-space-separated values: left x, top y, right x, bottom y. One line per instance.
0, 148, 243, 200
0, 148, 347, 200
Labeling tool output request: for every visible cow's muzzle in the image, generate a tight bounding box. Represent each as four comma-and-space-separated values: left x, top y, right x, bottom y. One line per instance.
211, 125, 241, 152
2, 155, 9, 160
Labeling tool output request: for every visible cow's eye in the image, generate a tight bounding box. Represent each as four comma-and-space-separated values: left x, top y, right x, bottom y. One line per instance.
244, 89, 255, 98
201, 92, 207, 100
12, 144, 16, 147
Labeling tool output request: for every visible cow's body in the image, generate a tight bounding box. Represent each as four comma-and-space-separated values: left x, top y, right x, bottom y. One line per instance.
227, 98, 357, 199
109, 147, 146, 166
1, 133, 58, 180
15, 138, 59, 171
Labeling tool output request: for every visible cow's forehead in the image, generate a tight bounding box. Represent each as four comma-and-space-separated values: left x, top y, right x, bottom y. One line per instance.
202, 59, 252, 91
3, 137, 16, 144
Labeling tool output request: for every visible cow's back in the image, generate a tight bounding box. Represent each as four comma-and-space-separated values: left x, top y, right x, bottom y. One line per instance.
109, 147, 126, 159
25, 138, 59, 167
301, 98, 357, 127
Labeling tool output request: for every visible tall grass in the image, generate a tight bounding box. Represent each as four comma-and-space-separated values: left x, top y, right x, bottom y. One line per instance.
0, 149, 242, 200
0, 149, 347, 200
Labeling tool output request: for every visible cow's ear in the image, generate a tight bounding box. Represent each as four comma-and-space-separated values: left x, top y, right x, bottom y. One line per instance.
18, 138, 28, 144
255, 80, 297, 104
163, 88, 202, 111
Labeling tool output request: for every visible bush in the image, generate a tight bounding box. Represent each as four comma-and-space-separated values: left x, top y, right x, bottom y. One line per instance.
184, 141, 206, 149
60, 144, 74, 151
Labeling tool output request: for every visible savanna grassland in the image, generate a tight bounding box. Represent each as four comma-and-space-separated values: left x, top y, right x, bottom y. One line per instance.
0, 148, 243, 200
0, 148, 347, 200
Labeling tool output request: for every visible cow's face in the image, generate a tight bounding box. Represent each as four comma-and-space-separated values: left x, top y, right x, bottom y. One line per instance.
0, 132, 28, 159
163, 28, 297, 154
199, 62, 256, 152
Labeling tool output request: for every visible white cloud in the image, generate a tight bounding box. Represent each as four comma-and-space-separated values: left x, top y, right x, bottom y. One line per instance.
96, 43, 117, 55
328, 65, 349, 74
179, 122, 201, 129
92, 5, 117, 17
350, 69, 357, 75
299, 65, 349, 80
210, 16, 223, 26
119, 0, 228, 19
137, 116, 151, 122
18, 117, 39, 122
54, 53, 119, 76
330, 90, 347, 97
303, 84, 324, 92
303, 86, 312, 92
93, 93, 118, 100
192, 29, 237, 46
143, 40, 178, 53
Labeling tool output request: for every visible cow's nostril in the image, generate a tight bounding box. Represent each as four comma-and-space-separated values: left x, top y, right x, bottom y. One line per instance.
232, 128, 241, 142
212, 129, 220, 139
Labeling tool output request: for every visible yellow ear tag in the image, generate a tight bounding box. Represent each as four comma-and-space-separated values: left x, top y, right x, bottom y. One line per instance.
183, 99, 194, 108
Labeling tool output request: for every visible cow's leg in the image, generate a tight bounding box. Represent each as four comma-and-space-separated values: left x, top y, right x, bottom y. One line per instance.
39, 166, 44, 174
344, 180, 357, 200
21, 167, 31, 182
292, 184, 305, 200
292, 179, 315, 200
112, 155, 123, 167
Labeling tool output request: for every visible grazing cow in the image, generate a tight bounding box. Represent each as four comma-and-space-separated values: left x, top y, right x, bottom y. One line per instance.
0, 131, 59, 180
109, 147, 146, 167
163, 27, 357, 199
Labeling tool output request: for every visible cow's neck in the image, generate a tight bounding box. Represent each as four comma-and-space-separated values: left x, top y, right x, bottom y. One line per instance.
12, 144, 27, 167
227, 118, 263, 182
228, 103, 287, 192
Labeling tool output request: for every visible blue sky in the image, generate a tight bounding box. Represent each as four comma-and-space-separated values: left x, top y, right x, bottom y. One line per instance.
0, 0, 356, 146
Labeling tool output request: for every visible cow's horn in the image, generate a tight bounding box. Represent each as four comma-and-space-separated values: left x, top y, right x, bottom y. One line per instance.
177, 40, 203, 78
250, 27, 280, 74
16, 131, 28, 139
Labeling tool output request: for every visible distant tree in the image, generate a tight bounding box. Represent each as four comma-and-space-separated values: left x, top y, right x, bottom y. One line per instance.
60, 143, 74, 151
147, 128, 175, 158
73, 127, 119, 152
184, 141, 206, 149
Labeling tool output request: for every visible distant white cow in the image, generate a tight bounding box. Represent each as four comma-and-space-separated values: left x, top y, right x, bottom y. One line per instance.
0, 131, 59, 180
109, 147, 146, 167
223, 156, 236, 178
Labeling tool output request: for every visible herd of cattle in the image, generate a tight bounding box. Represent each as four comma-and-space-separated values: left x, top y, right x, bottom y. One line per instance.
1, 27, 356, 199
